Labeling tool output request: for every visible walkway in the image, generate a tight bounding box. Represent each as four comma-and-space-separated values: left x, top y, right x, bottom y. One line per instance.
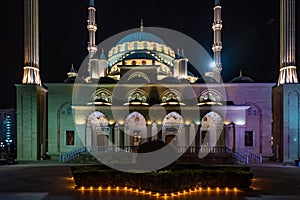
0, 161, 299, 200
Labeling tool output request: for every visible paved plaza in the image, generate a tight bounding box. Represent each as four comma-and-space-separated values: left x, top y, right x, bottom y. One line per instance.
0, 162, 300, 200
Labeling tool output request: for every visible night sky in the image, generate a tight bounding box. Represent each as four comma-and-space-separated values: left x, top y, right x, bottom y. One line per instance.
0, 0, 299, 108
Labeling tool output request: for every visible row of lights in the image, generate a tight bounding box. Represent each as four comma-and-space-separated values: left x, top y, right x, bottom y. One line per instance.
78, 185, 238, 197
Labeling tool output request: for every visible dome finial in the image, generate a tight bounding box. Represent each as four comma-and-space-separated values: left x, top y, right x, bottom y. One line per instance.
140, 18, 144, 32
70, 64, 75, 72
239, 69, 243, 77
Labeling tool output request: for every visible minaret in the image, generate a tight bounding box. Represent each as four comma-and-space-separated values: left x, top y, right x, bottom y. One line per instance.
22, 0, 41, 85
278, 0, 298, 85
211, 0, 223, 82
87, 0, 97, 58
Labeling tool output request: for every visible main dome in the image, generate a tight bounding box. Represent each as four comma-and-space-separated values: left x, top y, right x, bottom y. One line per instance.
116, 32, 166, 45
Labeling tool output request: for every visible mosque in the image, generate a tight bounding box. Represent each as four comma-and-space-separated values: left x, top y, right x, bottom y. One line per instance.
15, 0, 300, 164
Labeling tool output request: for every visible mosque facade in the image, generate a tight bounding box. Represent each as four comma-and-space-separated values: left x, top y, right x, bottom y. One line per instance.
15, 0, 299, 164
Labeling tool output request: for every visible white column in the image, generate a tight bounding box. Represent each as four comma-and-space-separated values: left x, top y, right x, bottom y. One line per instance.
190, 123, 196, 153
152, 122, 158, 140
86, 128, 92, 146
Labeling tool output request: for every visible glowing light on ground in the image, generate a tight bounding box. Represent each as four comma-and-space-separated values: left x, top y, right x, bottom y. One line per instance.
77, 186, 240, 197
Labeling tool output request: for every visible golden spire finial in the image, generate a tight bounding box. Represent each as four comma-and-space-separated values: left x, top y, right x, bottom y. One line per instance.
140, 18, 144, 32
239, 69, 243, 77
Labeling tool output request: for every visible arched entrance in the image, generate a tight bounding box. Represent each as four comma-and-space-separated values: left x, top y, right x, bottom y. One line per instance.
124, 112, 147, 148
162, 112, 184, 147
245, 102, 262, 153
86, 111, 109, 146
200, 111, 223, 147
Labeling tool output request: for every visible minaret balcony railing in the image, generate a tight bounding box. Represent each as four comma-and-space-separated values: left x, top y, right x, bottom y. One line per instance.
87, 24, 97, 30
212, 45, 222, 52
212, 24, 223, 31
88, 46, 97, 52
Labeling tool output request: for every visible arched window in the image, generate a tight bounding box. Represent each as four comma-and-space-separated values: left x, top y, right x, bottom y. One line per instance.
60, 103, 72, 116
153, 44, 157, 51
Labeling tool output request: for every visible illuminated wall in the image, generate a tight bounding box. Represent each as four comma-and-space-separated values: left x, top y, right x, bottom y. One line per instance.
15, 84, 47, 160
273, 84, 300, 163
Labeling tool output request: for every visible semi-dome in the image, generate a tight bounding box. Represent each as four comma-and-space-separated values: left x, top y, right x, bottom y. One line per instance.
123, 52, 156, 60
116, 32, 166, 45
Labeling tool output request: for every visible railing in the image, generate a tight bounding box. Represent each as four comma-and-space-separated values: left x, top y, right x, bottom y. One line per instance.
225, 147, 248, 164
85, 145, 228, 154
59, 146, 87, 163
59, 145, 249, 164
86, 146, 122, 153
248, 151, 263, 163
182, 146, 227, 154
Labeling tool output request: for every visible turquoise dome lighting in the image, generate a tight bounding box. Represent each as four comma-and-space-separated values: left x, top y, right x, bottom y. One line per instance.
116, 32, 166, 45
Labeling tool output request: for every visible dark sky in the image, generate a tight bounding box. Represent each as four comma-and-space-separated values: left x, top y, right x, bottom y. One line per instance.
0, 0, 299, 108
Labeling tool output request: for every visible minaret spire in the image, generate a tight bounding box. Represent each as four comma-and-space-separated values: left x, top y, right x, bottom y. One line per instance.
277, 0, 298, 85
22, 0, 41, 85
87, 0, 97, 58
211, 0, 223, 82
140, 18, 144, 32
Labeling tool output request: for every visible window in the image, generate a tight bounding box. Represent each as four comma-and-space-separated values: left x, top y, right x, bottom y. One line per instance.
246, 108, 252, 116
245, 131, 253, 146
66, 130, 75, 146
252, 109, 257, 116
61, 104, 72, 116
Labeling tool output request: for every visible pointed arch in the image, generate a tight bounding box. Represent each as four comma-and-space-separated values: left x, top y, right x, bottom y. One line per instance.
200, 111, 223, 147
57, 102, 72, 152
162, 112, 184, 146
86, 111, 109, 146
124, 112, 147, 147
244, 102, 263, 153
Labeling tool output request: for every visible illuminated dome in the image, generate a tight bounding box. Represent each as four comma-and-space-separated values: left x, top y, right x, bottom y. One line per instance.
108, 30, 176, 80
116, 32, 166, 45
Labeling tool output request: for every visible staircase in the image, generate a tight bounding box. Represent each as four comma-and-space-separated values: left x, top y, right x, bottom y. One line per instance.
59, 146, 262, 165
237, 150, 263, 164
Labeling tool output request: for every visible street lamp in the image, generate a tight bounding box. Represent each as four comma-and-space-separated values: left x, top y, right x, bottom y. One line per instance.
0, 142, 4, 151
5, 139, 12, 154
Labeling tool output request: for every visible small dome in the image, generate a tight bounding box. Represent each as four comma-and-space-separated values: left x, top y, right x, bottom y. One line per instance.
64, 76, 87, 83
230, 76, 254, 83
230, 71, 254, 83
98, 77, 117, 84
116, 32, 166, 45
194, 76, 217, 84
159, 77, 181, 84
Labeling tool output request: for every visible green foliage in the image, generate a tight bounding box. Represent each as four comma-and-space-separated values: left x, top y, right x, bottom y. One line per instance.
71, 164, 253, 193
